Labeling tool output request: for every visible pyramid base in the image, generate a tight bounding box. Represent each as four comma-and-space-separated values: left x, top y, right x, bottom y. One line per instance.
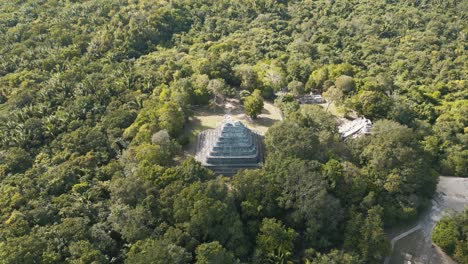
204, 164, 261, 176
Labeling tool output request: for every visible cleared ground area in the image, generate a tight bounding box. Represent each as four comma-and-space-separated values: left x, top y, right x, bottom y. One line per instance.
185, 99, 282, 155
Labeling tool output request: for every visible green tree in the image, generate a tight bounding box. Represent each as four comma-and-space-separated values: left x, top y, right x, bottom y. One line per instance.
344, 207, 390, 264
265, 156, 343, 248
126, 239, 191, 264
322, 160, 367, 207
232, 169, 280, 236
269, 105, 341, 162
239, 90, 251, 102
288, 80, 305, 96
172, 180, 250, 258
334, 75, 355, 94
0, 235, 46, 264
0, 147, 32, 174
254, 218, 298, 264
432, 209, 468, 263
255, 61, 285, 97
108, 204, 154, 243
234, 64, 260, 91
265, 121, 321, 160
192, 74, 211, 105
68, 240, 107, 264
102, 108, 137, 130
433, 100, 468, 177
328, 64, 355, 80
322, 86, 344, 112
433, 216, 459, 255
441, 145, 468, 177
0, 0, 464, 262
311, 249, 363, 264
358, 206, 390, 263
207, 79, 228, 105
195, 241, 237, 264
306, 67, 329, 92
351, 91, 393, 120
356, 120, 438, 222
244, 89, 264, 119
158, 102, 185, 136
59, 126, 109, 157
158, 157, 214, 188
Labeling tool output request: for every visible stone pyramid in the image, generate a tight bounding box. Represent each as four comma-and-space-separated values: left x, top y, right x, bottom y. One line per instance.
195, 120, 263, 175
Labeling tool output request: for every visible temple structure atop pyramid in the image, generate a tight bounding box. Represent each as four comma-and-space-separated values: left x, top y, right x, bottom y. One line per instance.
195, 119, 263, 175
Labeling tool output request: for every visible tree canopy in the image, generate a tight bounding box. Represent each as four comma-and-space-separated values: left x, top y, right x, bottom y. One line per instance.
432, 209, 468, 264
0, 0, 465, 263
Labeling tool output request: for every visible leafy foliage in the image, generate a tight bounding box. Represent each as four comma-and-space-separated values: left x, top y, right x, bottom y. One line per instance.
0, 0, 464, 263
126, 239, 191, 264
244, 89, 264, 119
195, 241, 237, 264
254, 218, 298, 264
432, 209, 468, 264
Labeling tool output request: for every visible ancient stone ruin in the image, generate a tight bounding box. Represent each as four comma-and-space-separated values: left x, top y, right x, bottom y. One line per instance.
195, 119, 263, 175
338, 117, 372, 139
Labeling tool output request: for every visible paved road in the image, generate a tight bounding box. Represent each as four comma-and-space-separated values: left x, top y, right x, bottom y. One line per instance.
386, 176, 468, 264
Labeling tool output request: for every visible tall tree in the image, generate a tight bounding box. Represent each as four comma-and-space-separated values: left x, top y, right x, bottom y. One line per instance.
254, 218, 297, 264
158, 102, 185, 136
195, 241, 237, 264
344, 206, 390, 264
244, 89, 264, 119
126, 239, 191, 264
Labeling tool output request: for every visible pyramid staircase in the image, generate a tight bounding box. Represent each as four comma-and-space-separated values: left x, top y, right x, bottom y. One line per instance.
196, 121, 263, 176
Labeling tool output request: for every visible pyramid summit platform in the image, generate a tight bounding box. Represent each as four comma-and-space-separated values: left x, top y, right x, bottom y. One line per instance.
195, 119, 264, 175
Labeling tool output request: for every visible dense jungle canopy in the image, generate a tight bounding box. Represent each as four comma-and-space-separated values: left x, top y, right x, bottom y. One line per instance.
0, 0, 466, 263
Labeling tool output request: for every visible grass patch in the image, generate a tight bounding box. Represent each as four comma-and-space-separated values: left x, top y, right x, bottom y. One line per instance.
183, 101, 283, 156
